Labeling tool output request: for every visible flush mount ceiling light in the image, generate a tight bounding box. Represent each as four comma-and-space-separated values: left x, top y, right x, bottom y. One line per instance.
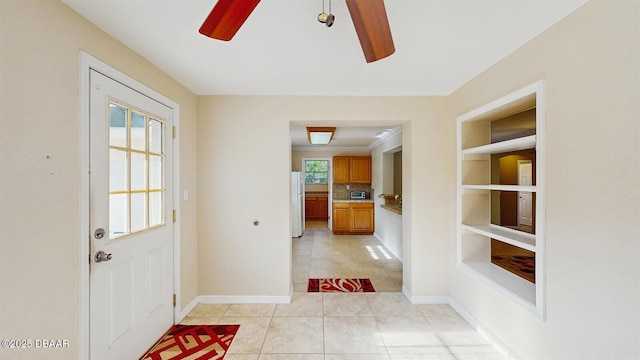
307, 127, 336, 145
375, 128, 394, 138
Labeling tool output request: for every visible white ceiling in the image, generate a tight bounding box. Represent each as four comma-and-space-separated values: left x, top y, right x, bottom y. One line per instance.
60, 0, 586, 148
290, 125, 402, 151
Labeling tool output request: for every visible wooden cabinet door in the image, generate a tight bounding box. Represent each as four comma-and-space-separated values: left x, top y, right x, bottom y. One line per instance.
350, 156, 371, 183
332, 203, 350, 233
333, 156, 350, 183
305, 197, 317, 220
350, 203, 374, 233
317, 197, 328, 220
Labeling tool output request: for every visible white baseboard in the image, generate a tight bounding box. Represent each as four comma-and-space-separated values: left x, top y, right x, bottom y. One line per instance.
448, 298, 521, 360
401, 286, 519, 359
373, 232, 403, 261
176, 293, 291, 323
177, 296, 199, 322
402, 285, 449, 304
198, 294, 292, 304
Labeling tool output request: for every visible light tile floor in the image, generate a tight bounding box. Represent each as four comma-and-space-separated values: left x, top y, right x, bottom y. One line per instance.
180, 221, 506, 360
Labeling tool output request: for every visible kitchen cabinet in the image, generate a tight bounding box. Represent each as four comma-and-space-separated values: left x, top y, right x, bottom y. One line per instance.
350, 157, 372, 183
305, 196, 328, 220
333, 157, 350, 183
317, 197, 328, 219
332, 203, 350, 232
333, 156, 371, 184
350, 203, 374, 232
332, 202, 374, 234
305, 197, 317, 219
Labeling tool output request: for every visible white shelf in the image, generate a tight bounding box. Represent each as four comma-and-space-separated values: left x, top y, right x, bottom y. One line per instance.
461, 224, 536, 252
461, 184, 536, 192
461, 135, 536, 155
456, 80, 545, 319
461, 260, 537, 313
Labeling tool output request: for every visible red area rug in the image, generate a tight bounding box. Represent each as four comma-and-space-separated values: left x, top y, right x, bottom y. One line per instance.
140, 324, 240, 360
307, 278, 375, 292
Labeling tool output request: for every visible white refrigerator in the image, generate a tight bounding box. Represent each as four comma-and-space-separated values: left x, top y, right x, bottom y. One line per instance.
291, 171, 305, 237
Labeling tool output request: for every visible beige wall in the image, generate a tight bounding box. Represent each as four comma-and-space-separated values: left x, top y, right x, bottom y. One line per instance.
0, 1, 198, 358
448, 1, 640, 358
3, 0, 638, 359
197, 96, 450, 298
370, 133, 404, 259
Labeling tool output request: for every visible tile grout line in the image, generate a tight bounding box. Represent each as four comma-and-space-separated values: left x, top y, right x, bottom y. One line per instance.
366, 292, 393, 359
421, 310, 458, 359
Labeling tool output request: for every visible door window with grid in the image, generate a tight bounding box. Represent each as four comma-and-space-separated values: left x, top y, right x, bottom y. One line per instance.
109, 101, 165, 239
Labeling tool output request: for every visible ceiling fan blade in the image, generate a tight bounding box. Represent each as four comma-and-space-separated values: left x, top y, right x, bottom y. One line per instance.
199, 0, 261, 41
345, 0, 395, 63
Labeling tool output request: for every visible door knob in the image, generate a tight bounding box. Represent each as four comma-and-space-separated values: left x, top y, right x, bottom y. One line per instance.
94, 251, 112, 263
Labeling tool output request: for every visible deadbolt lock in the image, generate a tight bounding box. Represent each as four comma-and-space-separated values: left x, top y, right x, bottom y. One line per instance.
94, 228, 105, 239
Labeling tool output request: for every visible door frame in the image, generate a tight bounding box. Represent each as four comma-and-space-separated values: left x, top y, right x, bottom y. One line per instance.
77, 51, 182, 359
517, 159, 533, 228
300, 157, 333, 229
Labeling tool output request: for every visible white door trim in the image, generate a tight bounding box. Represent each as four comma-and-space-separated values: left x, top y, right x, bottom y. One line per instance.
78, 51, 181, 360
300, 157, 333, 228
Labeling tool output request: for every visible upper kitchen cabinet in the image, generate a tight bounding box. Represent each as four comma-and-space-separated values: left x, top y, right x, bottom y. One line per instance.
350, 156, 372, 183
333, 156, 371, 184
333, 157, 350, 183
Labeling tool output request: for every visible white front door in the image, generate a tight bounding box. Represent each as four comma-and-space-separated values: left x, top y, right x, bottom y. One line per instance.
89, 70, 174, 359
518, 160, 533, 228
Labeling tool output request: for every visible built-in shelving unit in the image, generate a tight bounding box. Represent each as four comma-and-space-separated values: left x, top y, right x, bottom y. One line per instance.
456, 81, 545, 318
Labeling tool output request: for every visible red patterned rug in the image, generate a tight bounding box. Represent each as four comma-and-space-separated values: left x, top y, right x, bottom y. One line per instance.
140, 324, 240, 360
307, 278, 375, 292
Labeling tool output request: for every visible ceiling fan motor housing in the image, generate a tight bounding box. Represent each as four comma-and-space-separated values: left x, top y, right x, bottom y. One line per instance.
326, 14, 335, 27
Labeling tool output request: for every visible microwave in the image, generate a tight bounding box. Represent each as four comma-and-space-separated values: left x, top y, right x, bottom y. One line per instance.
350, 191, 366, 199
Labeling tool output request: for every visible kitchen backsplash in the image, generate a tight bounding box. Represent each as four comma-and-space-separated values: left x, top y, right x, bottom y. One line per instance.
333, 183, 373, 199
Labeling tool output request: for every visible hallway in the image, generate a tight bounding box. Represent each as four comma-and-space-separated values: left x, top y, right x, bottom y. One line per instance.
177, 223, 507, 359
293, 220, 403, 293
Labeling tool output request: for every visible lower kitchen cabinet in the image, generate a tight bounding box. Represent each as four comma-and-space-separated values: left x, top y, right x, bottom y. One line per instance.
317, 197, 328, 220
333, 202, 374, 235
332, 203, 350, 232
305, 196, 328, 220
305, 197, 317, 219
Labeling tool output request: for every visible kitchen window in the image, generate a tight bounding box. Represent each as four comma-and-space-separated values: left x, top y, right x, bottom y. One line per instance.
305, 160, 329, 184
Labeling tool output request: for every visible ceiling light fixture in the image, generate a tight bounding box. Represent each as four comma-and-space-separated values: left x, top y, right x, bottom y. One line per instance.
307, 127, 336, 145
375, 128, 394, 138
317, 0, 335, 27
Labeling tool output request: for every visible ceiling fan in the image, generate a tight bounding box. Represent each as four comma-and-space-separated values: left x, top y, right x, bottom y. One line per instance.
198, 0, 395, 63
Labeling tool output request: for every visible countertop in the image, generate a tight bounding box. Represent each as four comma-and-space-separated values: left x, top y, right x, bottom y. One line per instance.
332, 199, 375, 203
381, 204, 402, 215
305, 192, 328, 197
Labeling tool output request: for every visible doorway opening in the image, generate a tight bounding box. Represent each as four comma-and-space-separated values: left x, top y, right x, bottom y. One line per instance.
290, 123, 404, 293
